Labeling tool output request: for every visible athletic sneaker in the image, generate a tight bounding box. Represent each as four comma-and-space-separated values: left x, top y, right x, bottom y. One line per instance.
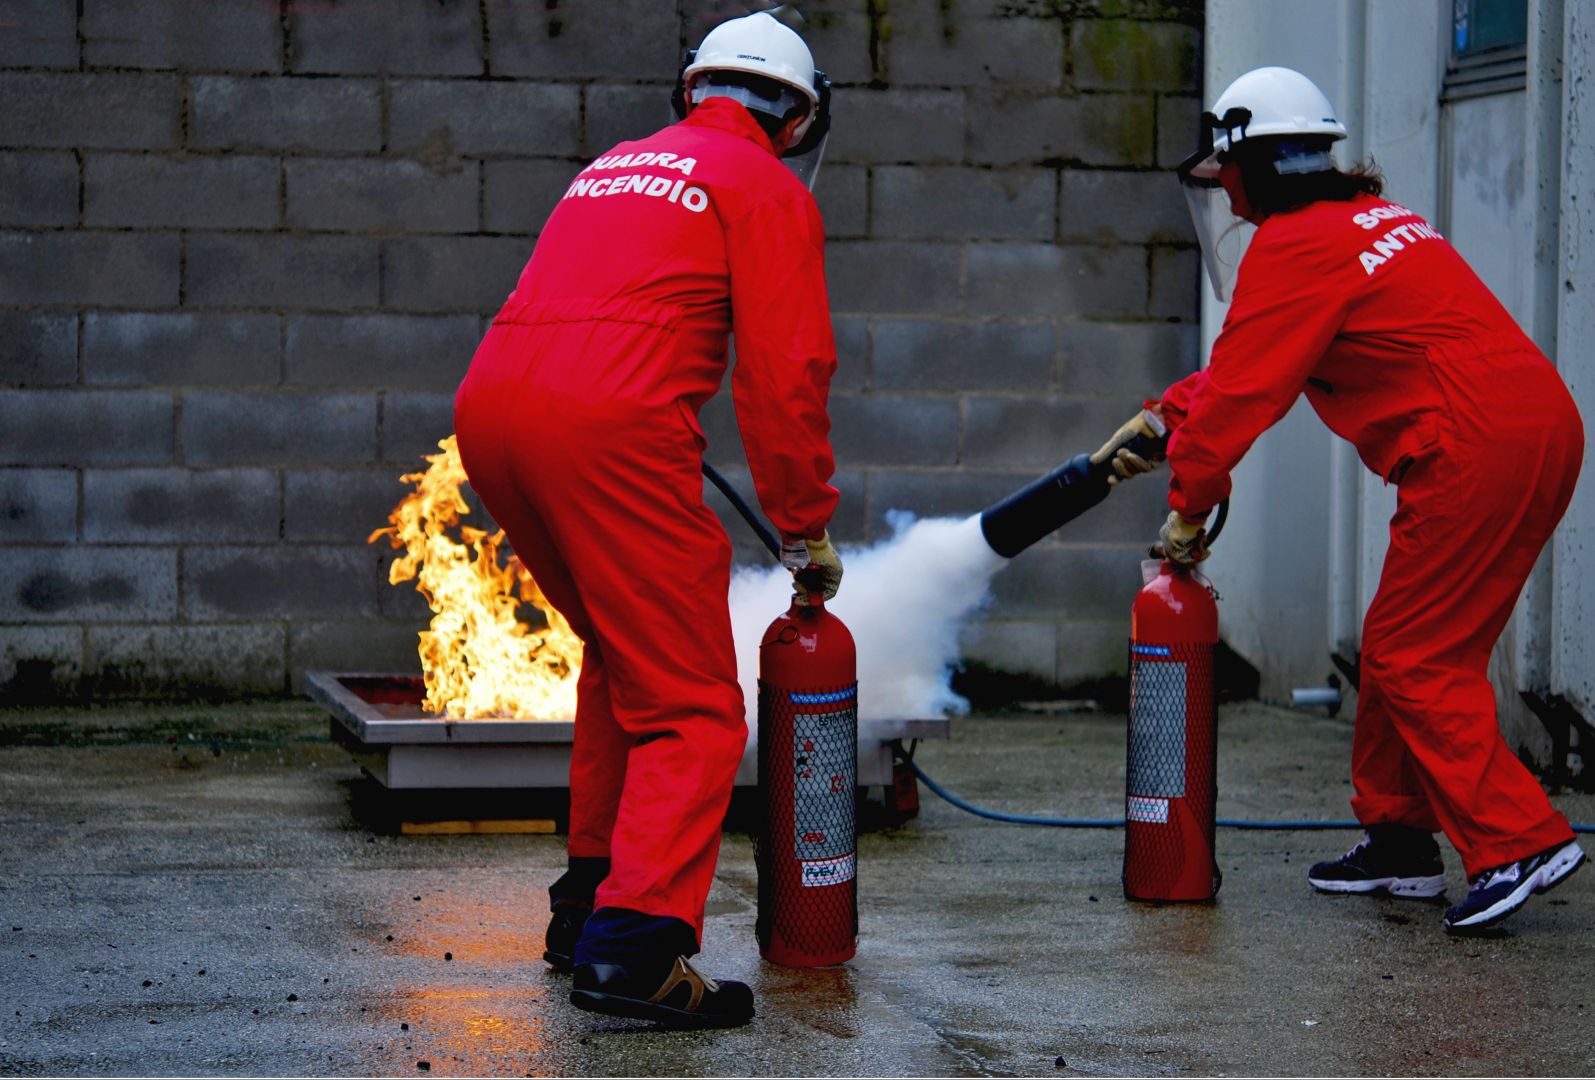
1442, 839, 1586, 932
571, 956, 755, 1029
1307, 824, 1447, 898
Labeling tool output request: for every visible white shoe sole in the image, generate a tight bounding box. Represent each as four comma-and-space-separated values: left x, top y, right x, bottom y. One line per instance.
1309, 872, 1447, 898
1444, 841, 1587, 930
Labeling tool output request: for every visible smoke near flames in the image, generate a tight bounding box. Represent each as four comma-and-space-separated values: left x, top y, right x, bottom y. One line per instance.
728, 512, 1007, 721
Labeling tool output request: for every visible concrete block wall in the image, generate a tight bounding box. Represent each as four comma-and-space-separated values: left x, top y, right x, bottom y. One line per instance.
0, 0, 1202, 702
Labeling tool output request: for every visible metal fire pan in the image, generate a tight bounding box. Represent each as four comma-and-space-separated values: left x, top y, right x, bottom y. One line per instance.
307, 672, 949, 790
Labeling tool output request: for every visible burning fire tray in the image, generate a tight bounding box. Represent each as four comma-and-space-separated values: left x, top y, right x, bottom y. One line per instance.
307, 672, 949, 791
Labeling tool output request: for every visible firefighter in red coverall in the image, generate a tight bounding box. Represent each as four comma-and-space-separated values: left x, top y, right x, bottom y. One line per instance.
453, 13, 842, 1027
1094, 67, 1586, 933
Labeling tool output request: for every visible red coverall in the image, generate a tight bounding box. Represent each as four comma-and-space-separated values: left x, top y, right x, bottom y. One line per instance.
1160, 192, 1582, 877
453, 98, 839, 938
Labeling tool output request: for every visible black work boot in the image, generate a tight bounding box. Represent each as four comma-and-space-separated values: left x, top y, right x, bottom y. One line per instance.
1307, 823, 1446, 898
543, 857, 609, 973
571, 956, 755, 1029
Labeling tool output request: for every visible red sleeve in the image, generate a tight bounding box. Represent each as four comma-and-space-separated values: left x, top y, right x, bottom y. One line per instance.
726, 187, 839, 540
1157, 219, 1352, 518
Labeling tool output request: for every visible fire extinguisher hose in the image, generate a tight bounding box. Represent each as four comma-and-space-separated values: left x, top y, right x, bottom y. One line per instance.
702, 462, 782, 559
903, 755, 1595, 834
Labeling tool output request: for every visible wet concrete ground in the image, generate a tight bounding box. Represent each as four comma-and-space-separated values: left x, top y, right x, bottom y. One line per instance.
1, 700, 1592, 1077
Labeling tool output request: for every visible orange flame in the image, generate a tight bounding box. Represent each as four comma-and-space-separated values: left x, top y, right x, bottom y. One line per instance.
369, 435, 582, 720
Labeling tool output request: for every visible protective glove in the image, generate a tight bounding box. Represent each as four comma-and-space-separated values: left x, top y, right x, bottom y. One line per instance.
780, 530, 843, 605
1156, 510, 1209, 566
1090, 408, 1167, 485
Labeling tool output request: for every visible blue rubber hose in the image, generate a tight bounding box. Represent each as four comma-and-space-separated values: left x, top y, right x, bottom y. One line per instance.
906, 758, 1595, 834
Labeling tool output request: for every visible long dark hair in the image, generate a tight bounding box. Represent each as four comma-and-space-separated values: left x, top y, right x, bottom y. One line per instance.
1234, 137, 1385, 216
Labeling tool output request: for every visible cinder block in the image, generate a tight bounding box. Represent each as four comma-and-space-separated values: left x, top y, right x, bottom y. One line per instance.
825, 241, 961, 316
0, 390, 174, 466
0, 625, 82, 704
0, 232, 179, 307
831, 317, 870, 391
817, 164, 867, 241
83, 313, 280, 388
697, 390, 745, 467
960, 620, 1058, 682
184, 545, 380, 620
987, 544, 1144, 620
583, 83, 670, 157
0, 74, 181, 150
1073, 20, 1200, 93
185, 235, 379, 311
1058, 170, 1193, 245
0, 0, 78, 68
191, 76, 382, 153
486, 1, 676, 79
874, 319, 1054, 392
828, 392, 959, 467
285, 468, 414, 544
381, 393, 458, 465
0, 313, 77, 387
1149, 247, 1199, 321
0, 151, 78, 227
1058, 321, 1198, 398
381, 237, 530, 313
286, 314, 478, 390
873, 165, 1054, 241
289, 620, 424, 686
87, 153, 282, 232
482, 160, 580, 236
83, 0, 281, 71
82, 468, 280, 544
0, 469, 77, 543
288, 2, 482, 76
962, 395, 1129, 470
391, 81, 581, 157
1058, 619, 1132, 683
2, 546, 178, 623
787, 9, 874, 86
966, 91, 1154, 167
885, 5, 1064, 87
87, 624, 286, 697
284, 159, 478, 234
867, 468, 1037, 531
1157, 94, 1200, 170
376, 547, 435, 622
182, 391, 377, 466
826, 89, 965, 165
966, 243, 1147, 318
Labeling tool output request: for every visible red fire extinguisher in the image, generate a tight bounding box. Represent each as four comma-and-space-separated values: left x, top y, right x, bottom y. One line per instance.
756, 567, 858, 967
1123, 554, 1222, 903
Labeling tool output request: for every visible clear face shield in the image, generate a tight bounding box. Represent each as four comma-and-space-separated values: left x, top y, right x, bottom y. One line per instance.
1177, 107, 1255, 303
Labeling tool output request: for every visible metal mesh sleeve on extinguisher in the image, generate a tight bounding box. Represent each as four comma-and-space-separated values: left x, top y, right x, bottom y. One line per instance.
756, 578, 858, 967
1124, 560, 1221, 902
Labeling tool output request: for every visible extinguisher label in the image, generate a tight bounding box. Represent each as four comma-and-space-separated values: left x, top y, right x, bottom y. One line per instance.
793, 707, 856, 864
800, 852, 856, 888
1128, 658, 1188, 797
1127, 795, 1170, 823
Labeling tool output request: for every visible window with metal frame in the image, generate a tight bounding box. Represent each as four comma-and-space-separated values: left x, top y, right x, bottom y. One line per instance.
1443, 0, 1528, 101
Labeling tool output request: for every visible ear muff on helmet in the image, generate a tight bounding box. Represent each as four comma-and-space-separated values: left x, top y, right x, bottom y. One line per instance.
670, 48, 696, 121
784, 68, 830, 158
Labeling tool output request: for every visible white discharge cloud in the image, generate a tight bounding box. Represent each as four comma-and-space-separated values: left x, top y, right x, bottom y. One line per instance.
728, 512, 1008, 723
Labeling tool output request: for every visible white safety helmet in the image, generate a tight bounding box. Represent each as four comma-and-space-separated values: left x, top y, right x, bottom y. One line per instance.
1177, 66, 1348, 300
670, 10, 833, 190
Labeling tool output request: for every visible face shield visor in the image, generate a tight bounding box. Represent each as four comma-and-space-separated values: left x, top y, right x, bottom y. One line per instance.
1177, 107, 1255, 303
